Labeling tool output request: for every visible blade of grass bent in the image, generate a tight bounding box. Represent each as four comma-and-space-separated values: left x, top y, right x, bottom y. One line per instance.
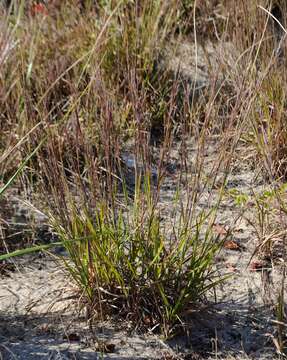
0, 139, 44, 196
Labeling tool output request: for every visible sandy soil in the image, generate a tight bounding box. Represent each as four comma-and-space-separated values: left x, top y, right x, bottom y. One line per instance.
1, 135, 285, 360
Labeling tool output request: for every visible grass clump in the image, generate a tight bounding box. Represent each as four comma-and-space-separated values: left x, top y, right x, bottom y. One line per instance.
53, 187, 223, 335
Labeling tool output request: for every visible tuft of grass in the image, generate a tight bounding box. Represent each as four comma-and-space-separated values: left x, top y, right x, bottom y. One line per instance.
51, 179, 225, 335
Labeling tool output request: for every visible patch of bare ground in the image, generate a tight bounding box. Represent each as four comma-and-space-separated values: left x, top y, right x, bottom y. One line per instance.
0, 136, 284, 359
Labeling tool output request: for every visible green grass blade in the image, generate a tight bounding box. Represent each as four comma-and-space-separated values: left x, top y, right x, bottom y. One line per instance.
0, 241, 63, 261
